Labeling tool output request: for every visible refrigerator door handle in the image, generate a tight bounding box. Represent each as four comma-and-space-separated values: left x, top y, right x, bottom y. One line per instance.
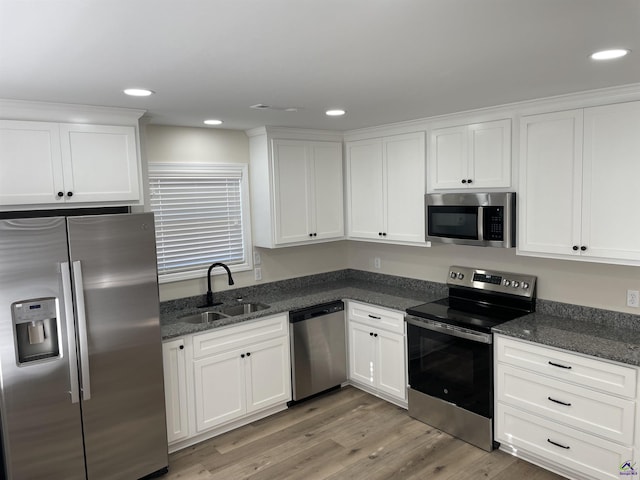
61, 262, 80, 404
72, 260, 91, 401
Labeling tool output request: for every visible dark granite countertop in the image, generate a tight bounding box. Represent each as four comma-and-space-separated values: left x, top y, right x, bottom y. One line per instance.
160, 270, 447, 339
161, 268, 640, 368
493, 309, 640, 367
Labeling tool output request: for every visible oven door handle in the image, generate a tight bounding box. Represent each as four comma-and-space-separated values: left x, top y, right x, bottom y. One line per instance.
406, 317, 493, 344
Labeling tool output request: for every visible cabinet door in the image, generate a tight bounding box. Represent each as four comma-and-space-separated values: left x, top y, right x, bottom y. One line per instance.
346, 139, 384, 239
193, 349, 246, 432
469, 119, 511, 188
518, 110, 583, 256
245, 336, 291, 413
312, 142, 344, 240
384, 132, 425, 243
375, 329, 407, 401
59, 124, 140, 203
272, 139, 313, 244
0, 120, 64, 205
162, 339, 189, 443
348, 321, 376, 387
430, 125, 468, 189
582, 102, 640, 261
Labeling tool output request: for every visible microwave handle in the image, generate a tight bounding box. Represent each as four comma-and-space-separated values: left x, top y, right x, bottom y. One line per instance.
477, 207, 484, 241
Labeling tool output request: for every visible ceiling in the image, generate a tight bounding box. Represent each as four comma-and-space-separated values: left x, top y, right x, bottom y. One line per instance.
1, 0, 639, 132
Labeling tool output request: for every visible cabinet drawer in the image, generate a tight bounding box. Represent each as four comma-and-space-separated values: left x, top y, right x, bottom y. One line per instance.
496, 403, 633, 480
193, 314, 287, 359
348, 300, 404, 334
497, 364, 635, 444
496, 335, 637, 398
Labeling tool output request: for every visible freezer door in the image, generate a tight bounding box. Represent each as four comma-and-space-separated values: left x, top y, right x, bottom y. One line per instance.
0, 217, 86, 480
67, 213, 168, 479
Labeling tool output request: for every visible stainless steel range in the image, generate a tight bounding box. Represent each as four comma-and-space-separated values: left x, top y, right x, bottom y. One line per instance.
405, 265, 536, 451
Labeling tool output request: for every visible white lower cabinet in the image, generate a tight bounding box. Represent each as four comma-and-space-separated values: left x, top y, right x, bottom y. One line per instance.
347, 301, 407, 406
162, 314, 291, 451
162, 338, 189, 444
495, 335, 638, 480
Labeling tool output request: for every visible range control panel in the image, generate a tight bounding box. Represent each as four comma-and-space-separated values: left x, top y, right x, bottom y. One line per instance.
447, 265, 536, 298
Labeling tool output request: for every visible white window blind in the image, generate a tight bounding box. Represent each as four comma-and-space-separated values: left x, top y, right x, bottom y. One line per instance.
148, 163, 252, 282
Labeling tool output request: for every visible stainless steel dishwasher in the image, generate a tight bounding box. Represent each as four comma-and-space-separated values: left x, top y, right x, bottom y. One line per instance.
289, 300, 347, 402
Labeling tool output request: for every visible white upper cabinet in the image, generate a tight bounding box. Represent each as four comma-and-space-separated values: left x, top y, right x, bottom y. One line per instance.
519, 101, 640, 264
346, 132, 426, 245
58, 124, 140, 203
0, 102, 143, 210
0, 121, 64, 206
248, 128, 344, 248
429, 119, 511, 190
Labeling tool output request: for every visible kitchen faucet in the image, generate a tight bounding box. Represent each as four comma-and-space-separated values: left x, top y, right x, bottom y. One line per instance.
204, 262, 235, 307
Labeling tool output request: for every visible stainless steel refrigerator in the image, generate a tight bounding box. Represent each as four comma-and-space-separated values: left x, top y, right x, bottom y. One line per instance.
0, 213, 168, 479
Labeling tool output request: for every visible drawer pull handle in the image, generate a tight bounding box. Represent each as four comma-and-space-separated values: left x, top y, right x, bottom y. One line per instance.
547, 438, 570, 450
368, 314, 381, 319
548, 396, 572, 407
548, 361, 572, 370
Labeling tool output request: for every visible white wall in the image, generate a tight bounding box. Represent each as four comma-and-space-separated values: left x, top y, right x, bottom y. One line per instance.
347, 241, 640, 314
144, 125, 639, 313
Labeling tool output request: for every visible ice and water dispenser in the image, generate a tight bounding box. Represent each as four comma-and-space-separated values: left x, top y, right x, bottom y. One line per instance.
11, 298, 60, 364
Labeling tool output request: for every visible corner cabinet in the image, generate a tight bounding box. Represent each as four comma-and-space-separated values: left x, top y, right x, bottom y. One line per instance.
495, 335, 638, 480
347, 301, 407, 407
345, 132, 426, 245
0, 118, 142, 209
428, 119, 511, 190
518, 101, 640, 265
248, 128, 344, 248
162, 314, 291, 452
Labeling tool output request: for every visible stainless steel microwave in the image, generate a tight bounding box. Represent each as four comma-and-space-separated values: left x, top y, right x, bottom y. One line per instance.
425, 192, 516, 247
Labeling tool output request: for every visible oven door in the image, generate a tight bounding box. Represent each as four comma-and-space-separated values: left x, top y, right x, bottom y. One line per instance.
407, 317, 493, 418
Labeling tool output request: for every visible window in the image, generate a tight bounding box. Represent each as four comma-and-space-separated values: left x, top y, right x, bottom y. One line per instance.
148, 163, 252, 283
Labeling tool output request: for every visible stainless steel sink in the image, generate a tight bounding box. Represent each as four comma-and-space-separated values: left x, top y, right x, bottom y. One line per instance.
179, 311, 230, 324
219, 302, 270, 316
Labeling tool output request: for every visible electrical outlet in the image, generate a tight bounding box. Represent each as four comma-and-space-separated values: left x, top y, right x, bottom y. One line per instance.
374, 257, 381, 269
254, 267, 262, 281
253, 250, 261, 265
627, 290, 639, 308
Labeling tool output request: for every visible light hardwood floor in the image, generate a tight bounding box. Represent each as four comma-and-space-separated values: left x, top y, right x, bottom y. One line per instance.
167, 386, 566, 480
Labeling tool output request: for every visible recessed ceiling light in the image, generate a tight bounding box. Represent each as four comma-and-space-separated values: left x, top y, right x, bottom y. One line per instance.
204, 119, 223, 126
590, 49, 630, 60
123, 88, 154, 97
326, 109, 346, 117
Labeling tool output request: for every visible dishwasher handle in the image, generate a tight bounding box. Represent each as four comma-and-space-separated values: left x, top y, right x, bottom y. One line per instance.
289, 301, 344, 323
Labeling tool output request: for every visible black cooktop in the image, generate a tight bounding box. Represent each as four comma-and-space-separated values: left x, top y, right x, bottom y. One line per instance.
406, 297, 531, 333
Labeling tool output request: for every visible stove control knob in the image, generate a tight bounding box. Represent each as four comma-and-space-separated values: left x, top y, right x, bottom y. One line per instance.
457, 273, 464, 280
522, 282, 530, 290
503, 279, 511, 287
512, 281, 520, 288
450, 271, 457, 279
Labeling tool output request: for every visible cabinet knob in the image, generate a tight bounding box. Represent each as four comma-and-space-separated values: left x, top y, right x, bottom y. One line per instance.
461, 179, 467, 184
67, 191, 73, 197
369, 332, 374, 336
580, 246, 587, 251
179, 345, 184, 350
246, 352, 251, 357
382, 232, 387, 236
373, 333, 378, 337
309, 233, 313, 237
241, 353, 245, 358
313, 233, 317, 237
378, 232, 382, 236
57, 191, 64, 198
572, 245, 579, 251
467, 179, 473, 184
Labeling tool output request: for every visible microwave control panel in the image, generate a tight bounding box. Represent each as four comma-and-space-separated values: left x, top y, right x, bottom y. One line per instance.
483, 206, 504, 241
